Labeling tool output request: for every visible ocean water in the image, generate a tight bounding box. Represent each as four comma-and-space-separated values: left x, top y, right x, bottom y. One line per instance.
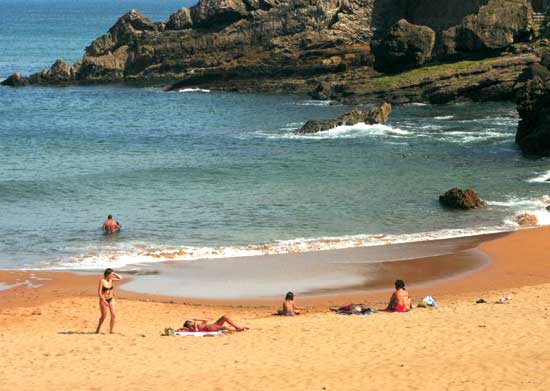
1, 0, 550, 270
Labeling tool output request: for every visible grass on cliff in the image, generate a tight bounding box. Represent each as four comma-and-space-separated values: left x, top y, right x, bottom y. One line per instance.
366, 57, 503, 91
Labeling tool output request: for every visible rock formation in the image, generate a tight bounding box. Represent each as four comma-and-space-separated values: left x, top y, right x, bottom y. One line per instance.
296, 102, 391, 134
373, 19, 435, 73
439, 188, 486, 209
0, 0, 539, 105
516, 65, 550, 155
515, 213, 538, 225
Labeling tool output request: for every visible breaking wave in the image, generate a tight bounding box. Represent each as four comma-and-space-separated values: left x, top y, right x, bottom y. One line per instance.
178, 88, 210, 93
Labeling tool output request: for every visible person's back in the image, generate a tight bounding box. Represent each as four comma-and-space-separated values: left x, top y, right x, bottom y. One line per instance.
283, 300, 297, 313
103, 214, 120, 234
388, 279, 412, 312
279, 292, 303, 315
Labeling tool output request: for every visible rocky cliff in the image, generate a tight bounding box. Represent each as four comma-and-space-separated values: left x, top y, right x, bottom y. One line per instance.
516, 62, 550, 155
1, 0, 541, 105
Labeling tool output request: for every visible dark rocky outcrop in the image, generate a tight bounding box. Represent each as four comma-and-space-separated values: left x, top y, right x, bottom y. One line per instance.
439, 188, 486, 209
313, 54, 537, 104
455, 0, 533, 52
373, 19, 436, 73
0, 0, 540, 106
516, 73, 550, 155
296, 102, 392, 134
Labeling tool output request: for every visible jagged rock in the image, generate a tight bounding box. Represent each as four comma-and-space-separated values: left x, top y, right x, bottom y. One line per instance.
296, 102, 392, 134
374, 19, 436, 73
49, 59, 74, 81
165, 8, 193, 30
0, 0, 541, 103
2, 72, 29, 87
455, 0, 533, 52
516, 75, 550, 155
439, 188, 486, 209
516, 213, 538, 226
190, 0, 249, 28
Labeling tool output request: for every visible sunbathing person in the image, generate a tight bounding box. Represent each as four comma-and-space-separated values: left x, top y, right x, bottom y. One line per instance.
277, 292, 304, 316
182, 315, 248, 332
330, 304, 373, 314
386, 279, 412, 312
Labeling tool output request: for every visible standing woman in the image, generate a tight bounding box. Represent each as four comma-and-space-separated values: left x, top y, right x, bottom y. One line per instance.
96, 268, 123, 334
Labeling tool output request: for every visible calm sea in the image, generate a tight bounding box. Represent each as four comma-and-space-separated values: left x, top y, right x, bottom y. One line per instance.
1, 0, 550, 270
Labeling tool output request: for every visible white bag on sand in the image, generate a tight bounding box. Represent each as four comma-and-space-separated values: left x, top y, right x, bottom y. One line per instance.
422, 296, 437, 307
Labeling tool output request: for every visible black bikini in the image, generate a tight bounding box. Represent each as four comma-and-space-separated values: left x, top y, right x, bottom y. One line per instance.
102, 282, 113, 303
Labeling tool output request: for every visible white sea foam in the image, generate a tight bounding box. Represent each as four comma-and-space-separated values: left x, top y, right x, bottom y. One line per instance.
178, 88, 210, 93
488, 196, 550, 227
526, 170, 550, 183
39, 225, 521, 271
434, 115, 454, 120
266, 123, 413, 140
295, 100, 332, 106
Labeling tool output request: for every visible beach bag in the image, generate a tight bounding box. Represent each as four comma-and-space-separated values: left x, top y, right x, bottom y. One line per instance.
422, 296, 437, 307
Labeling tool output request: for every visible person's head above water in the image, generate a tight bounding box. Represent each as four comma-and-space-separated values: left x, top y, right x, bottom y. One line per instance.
104, 268, 114, 278
394, 279, 405, 290
107, 214, 113, 220
285, 292, 294, 301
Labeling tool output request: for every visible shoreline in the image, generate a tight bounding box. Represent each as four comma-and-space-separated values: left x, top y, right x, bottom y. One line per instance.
2, 227, 550, 390
2, 226, 547, 308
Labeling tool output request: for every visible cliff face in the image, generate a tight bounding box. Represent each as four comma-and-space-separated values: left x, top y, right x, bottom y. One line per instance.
6, 0, 375, 87
1, 0, 539, 103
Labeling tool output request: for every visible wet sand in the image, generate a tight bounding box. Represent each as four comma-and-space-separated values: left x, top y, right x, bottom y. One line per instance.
120, 232, 503, 300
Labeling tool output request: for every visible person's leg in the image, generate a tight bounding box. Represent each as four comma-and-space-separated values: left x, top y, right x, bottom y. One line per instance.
108, 299, 117, 334
214, 315, 246, 331
96, 300, 108, 333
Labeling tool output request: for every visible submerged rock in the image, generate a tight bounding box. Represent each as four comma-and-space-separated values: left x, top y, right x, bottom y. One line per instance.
439, 188, 486, 209
296, 102, 392, 134
374, 19, 436, 73
516, 213, 538, 226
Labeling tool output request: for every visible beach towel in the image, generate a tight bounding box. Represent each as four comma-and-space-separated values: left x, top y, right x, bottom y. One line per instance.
336, 308, 376, 315
173, 330, 228, 337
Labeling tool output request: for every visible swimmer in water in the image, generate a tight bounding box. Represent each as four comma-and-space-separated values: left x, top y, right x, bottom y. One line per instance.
102, 214, 121, 234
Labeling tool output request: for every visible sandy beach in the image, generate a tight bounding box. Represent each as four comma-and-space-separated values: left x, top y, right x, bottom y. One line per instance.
1, 227, 550, 390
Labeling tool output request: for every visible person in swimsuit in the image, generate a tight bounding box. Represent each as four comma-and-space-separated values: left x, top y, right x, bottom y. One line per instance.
96, 268, 123, 334
386, 279, 412, 312
102, 214, 121, 234
277, 292, 304, 316
181, 315, 248, 332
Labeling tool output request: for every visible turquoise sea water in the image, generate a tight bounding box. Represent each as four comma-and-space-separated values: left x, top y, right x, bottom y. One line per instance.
1, 0, 550, 270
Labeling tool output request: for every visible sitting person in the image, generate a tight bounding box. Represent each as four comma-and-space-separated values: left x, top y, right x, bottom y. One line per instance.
181, 315, 247, 332
277, 292, 304, 316
386, 279, 413, 312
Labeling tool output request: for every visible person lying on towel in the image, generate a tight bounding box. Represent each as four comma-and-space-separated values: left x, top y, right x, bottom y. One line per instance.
182, 315, 248, 332
386, 279, 413, 312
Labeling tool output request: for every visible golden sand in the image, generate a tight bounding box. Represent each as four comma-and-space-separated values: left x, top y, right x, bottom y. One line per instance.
1, 227, 550, 390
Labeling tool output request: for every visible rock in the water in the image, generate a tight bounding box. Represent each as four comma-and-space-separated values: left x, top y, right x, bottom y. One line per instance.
374, 19, 435, 73
516, 75, 550, 156
1, 72, 29, 87
296, 102, 392, 134
439, 188, 486, 209
516, 213, 538, 226
455, 0, 533, 52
